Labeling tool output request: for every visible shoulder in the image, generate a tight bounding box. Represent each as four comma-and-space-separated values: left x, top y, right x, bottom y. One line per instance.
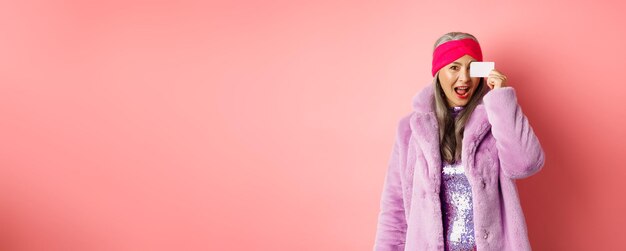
394, 111, 414, 147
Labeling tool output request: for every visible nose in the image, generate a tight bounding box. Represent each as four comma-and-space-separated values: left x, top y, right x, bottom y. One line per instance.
458, 67, 470, 83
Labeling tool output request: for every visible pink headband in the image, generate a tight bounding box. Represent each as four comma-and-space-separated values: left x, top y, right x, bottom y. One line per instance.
431, 38, 483, 77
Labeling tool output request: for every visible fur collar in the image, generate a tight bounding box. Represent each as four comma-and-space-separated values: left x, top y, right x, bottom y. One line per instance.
408, 84, 493, 189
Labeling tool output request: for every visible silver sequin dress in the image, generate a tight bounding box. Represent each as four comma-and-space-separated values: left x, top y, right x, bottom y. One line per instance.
440, 106, 477, 251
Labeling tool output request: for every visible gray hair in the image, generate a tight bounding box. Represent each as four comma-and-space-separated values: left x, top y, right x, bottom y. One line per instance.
433, 32, 479, 50
431, 32, 487, 164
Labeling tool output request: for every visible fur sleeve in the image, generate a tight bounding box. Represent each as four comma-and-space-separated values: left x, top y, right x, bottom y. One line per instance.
483, 86, 546, 179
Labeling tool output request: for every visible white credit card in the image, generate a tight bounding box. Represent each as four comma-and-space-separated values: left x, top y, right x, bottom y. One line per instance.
470, 62, 495, 77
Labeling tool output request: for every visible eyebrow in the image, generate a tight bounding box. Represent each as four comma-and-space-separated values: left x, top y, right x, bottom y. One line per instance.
451, 60, 477, 65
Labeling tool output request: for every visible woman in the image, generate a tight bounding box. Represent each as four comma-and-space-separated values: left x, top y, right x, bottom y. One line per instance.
373, 32, 545, 251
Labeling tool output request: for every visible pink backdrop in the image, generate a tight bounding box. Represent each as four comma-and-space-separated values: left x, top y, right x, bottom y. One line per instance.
1, 0, 625, 250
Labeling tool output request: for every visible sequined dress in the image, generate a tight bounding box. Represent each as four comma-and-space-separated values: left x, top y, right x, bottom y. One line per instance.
440, 106, 477, 251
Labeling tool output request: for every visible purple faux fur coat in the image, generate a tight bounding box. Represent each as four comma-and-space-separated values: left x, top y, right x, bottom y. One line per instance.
373, 84, 545, 251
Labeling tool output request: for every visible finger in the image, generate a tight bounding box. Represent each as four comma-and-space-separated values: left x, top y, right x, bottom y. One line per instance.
488, 73, 505, 78
488, 75, 505, 81
488, 79, 501, 88
487, 76, 502, 83
491, 69, 503, 75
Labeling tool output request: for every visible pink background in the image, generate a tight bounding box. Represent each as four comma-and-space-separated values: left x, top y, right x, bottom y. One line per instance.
1, 0, 625, 250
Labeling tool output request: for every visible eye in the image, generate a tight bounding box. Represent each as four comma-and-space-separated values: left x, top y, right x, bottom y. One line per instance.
450, 66, 458, 70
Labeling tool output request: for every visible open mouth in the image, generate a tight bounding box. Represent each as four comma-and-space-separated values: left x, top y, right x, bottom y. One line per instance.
454, 86, 470, 99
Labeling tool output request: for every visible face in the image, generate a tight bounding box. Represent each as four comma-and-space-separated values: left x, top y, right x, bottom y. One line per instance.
437, 54, 481, 107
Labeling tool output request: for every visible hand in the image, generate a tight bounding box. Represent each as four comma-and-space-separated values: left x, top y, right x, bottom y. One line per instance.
486, 69, 508, 89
